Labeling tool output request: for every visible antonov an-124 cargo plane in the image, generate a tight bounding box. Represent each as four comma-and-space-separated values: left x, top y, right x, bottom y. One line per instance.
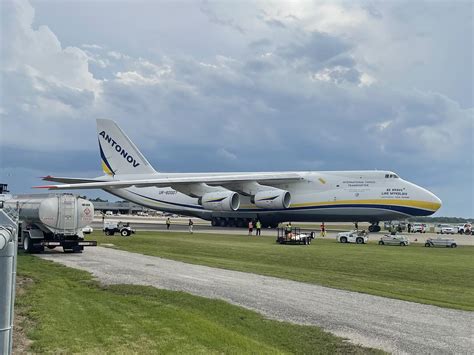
37, 119, 441, 231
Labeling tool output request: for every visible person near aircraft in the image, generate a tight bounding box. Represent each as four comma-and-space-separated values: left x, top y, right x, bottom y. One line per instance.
256, 220, 262, 236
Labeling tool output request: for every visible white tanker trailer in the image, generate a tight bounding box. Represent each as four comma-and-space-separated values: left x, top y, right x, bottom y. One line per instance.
4, 192, 97, 253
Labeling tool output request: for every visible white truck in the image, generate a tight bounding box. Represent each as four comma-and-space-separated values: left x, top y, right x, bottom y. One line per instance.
5, 193, 97, 253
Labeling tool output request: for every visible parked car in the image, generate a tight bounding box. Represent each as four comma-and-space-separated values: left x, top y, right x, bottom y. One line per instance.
103, 221, 135, 236
337, 230, 368, 244
434, 224, 456, 234
424, 237, 457, 248
81, 225, 93, 234
410, 223, 427, 233
378, 234, 409, 246
456, 223, 472, 235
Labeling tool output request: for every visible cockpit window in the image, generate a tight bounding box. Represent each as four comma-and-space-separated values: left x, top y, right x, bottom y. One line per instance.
385, 174, 399, 179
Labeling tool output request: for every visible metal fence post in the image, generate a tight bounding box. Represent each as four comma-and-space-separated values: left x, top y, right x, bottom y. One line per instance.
0, 209, 18, 355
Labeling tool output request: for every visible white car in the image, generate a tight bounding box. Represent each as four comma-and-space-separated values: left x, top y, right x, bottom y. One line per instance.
410, 223, 427, 233
82, 226, 93, 234
434, 224, 456, 234
337, 230, 368, 244
378, 234, 409, 246
425, 237, 457, 248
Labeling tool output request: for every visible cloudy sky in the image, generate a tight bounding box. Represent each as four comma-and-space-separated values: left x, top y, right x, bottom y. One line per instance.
1, 0, 472, 217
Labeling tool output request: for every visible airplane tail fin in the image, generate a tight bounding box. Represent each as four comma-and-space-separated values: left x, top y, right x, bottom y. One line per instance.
96, 119, 157, 176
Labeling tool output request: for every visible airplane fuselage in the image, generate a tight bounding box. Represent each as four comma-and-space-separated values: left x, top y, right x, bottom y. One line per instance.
104, 170, 441, 227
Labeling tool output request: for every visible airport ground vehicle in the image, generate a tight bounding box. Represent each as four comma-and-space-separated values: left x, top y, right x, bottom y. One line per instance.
4, 193, 97, 253
103, 221, 135, 236
456, 223, 472, 235
378, 234, 409, 246
434, 224, 456, 234
384, 220, 407, 231
82, 225, 93, 234
410, 223, 427, 233
38, 119, 442, 232
276, 227, 315, 245
337, 230, 368, 244
425, 237, 457, 248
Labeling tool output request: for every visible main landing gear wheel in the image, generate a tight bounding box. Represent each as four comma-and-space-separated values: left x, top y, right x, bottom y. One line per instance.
368, 224, 381, 233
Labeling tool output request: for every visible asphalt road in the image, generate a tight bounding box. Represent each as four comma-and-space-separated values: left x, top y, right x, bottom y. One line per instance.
38, 247, 473, 354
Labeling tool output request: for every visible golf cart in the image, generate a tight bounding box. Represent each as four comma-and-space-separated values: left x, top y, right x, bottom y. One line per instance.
103, 221, 135, 236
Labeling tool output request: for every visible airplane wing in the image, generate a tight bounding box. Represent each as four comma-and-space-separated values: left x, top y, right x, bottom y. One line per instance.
34, 173, 302, 190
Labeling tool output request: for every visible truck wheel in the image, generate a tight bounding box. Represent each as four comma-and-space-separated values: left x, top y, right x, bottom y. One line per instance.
451, 244, 457, 248
425, 243, 431, 247
23, 235, 33, 253
378, 240, 384, 245
340, 237, 347, 243
121, 229, 129, 237
356, 237, 363, 244
400, 242, 406, 246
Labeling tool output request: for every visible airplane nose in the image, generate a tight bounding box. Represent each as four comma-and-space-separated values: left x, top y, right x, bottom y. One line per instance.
423, 188, 442, 212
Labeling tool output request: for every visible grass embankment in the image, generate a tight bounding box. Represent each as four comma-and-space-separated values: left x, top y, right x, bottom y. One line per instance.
16, 254, 380, 354
92, 232, 474, 311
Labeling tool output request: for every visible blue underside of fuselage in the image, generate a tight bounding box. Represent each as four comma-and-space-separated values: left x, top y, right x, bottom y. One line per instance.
127, 191, 434, 217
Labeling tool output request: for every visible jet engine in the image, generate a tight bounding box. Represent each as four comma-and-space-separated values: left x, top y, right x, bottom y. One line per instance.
199, 191, 240, 211
253, 190, 291, 209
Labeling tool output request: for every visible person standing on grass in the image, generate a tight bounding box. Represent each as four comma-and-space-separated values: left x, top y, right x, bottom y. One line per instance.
320, 222, 326, 237
188, 219, 194, 233
166, 217, 171, 230
248, 220, 253, 235
256, 220, 262, 236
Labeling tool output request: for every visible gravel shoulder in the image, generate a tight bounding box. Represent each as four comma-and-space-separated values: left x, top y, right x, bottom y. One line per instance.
38, 247, 473, 354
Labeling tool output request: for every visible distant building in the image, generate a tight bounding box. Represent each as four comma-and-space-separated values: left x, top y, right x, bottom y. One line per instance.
92, 201, 150, 215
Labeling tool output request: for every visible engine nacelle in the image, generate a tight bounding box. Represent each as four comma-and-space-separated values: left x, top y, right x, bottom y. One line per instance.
254, 190, 291, 209
200, 191, 240, 211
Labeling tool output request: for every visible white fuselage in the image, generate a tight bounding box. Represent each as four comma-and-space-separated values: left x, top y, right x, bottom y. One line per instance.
103, 170, 441, 225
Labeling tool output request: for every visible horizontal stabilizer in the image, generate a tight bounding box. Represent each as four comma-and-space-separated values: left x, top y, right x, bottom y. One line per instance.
42, 175, 108, 184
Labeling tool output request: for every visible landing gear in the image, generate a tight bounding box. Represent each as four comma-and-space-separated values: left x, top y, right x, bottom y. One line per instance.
368, 222, 381, 233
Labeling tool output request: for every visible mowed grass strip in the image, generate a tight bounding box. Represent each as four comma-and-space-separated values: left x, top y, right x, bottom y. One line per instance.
16, 254, 381, 354
92, 231, 474, 310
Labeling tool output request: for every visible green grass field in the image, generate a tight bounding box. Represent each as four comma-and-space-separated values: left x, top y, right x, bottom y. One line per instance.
91, 231, 474, 310
16, 254, 381, 354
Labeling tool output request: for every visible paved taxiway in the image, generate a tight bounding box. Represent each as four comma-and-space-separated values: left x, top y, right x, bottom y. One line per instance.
39, 247, 473, 354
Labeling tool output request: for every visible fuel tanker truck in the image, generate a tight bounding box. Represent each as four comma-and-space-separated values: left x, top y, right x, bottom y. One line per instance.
3, 189, 97, 253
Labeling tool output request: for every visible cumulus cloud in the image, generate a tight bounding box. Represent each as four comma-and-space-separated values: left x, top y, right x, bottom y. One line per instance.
0, 0, 472, 216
